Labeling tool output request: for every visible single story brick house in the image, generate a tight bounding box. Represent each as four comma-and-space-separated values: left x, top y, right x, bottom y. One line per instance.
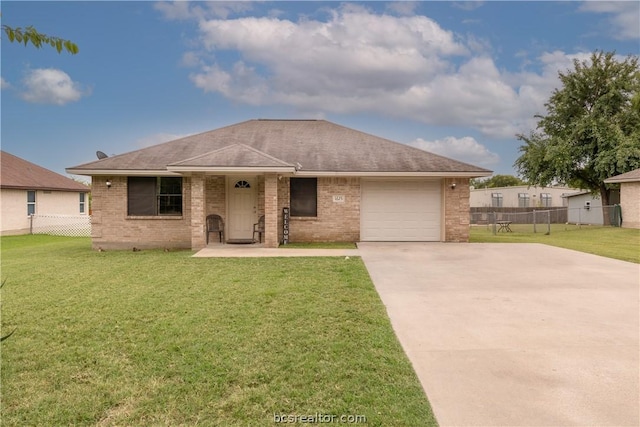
604, 168, 640, 229
1, 151, 89, 235
67, 119, 491, 249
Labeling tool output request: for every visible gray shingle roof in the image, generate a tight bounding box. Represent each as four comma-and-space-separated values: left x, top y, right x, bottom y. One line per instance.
67, 119, 492, 175
604, 168, 640, 183
1, 151, 89, 192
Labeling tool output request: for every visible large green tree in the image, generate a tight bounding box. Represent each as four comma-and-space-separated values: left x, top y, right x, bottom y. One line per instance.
515, 51, 640, 213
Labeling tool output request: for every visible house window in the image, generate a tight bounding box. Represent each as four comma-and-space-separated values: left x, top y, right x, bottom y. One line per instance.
518, 193, 530, 207
127, 177, 183, 216
79, 193, 86, 214
27, 190, 36, 216
540, 193, 552, 207
491, 192, 503, 207
290, 178, 317, 217
234, 180, 251, 188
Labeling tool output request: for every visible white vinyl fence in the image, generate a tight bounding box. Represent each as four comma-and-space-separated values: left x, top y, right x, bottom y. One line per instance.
30, 214, 91, 237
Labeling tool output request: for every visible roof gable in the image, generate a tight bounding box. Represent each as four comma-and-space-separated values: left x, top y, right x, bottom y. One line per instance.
168, 144, 294, 169
1, 151, 89, 192
67, 119, 492, 176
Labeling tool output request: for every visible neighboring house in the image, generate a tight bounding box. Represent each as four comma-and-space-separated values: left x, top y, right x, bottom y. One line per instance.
1, 151, 90, 235
604, 168, 640, 229
563, 191, 620, 225
470, 185, 579, 208
67, 119, 491, 250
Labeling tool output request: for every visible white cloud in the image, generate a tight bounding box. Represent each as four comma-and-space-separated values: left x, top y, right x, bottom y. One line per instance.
385, 2, 419, 16
174, 6, 594, 139
20, 68, 88, 105
136, 132, 191, 148
579, 1, 640, 40
155, 1, 253, 21
452, 2, 485, 11
409, 136, 499, 167
1, 77, 10, 90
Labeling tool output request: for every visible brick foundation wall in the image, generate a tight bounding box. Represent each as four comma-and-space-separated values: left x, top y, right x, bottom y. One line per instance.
621, 182, 640, 229
288, 177, 361, 243
90, 176, 192, 250
443, 178, 470, 242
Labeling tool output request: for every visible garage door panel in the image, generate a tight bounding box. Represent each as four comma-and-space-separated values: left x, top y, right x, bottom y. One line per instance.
361, 179, 441, 241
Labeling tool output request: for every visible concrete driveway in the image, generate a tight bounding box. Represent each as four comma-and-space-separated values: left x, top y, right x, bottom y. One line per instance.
358, 243, 639, 427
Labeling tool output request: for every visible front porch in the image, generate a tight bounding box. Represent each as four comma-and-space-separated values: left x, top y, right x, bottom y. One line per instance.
190, 173, 283, 249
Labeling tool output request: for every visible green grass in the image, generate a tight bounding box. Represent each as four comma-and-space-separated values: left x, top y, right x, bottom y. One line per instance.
0, 235, 435, 426
280, 242, 357, 249
470, 224, 640, 263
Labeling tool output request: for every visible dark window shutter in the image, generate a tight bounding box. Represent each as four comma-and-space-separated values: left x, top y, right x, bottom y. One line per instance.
128, 177, 156, 215
290, 178, 317, 217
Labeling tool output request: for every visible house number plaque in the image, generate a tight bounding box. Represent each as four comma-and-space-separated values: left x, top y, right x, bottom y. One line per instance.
282, 207, 290, 244
333, 195, 345, 203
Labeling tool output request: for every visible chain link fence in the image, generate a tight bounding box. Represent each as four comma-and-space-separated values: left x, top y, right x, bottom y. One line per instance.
470, 205, 622, 235
30, 214, 91, 237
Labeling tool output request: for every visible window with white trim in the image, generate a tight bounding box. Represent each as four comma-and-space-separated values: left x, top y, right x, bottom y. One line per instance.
27, 190, 36, 216
79, 193, 86, 214
540, 193, 552, 207
518, 193, 530, 207
491, 192, 503, 207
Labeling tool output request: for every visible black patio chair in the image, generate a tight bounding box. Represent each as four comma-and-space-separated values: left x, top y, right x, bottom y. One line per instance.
206, 214, 225, 244
253, 215, 265, 243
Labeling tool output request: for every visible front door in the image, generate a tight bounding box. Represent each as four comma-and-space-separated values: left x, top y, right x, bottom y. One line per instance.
227, 177, 257, 240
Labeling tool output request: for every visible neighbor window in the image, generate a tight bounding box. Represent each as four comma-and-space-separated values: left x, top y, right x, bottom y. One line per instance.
518, 193, 530, 207
540, 193, 552, 207
79, 193, 86, 214
127, 177, 183, 216
491, 192, 503, 207
290, 178, 317, 217
27, 190, 36, 216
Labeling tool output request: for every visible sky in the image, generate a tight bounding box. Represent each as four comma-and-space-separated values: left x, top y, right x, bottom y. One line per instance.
2, 1, 639, 181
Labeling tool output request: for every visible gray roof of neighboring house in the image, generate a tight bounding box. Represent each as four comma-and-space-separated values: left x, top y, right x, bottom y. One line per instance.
604, 168, 640, 183
67, 119, 492, 175
1, 151, 89, 192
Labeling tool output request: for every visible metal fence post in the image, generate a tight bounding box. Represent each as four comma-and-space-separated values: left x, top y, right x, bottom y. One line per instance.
492, 212, 496, 235
533, 210, 537, 233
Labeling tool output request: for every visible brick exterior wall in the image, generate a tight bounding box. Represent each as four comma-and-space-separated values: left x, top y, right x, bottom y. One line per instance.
443, 177, 470, 242
90, 176, 192, 250
205, 176, 226, 221
287, 177, 361, 243
264, 173, 278, 247
91, 174, 473, 249
621, 182, 640, 229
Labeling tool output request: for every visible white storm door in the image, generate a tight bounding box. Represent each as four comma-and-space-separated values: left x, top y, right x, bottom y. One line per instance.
227, 177, 257, 240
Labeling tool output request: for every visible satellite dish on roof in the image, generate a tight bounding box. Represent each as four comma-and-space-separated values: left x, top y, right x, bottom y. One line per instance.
96, 151, 109, 159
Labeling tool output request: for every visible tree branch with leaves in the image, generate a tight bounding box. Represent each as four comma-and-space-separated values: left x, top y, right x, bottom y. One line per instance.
2, 24, 78, 54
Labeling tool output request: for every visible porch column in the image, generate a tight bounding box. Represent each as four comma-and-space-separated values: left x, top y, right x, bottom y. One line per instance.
264, 173, 279, 248
191, 173, 206, 250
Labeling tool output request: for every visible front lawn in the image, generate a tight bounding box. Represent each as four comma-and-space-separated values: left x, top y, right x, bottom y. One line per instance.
0, 236, 436, 426
470, 224, 640, 263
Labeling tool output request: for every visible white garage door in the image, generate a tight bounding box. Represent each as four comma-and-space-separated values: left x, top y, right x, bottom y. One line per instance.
361, 179, 441, 241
